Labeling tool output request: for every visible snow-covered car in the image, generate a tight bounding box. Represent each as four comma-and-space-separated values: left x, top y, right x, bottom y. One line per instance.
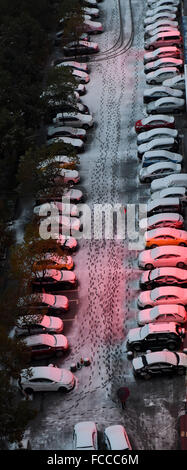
162, 74, 185, 89
55, 169, 80, 184
145, 197, 182, 216
47, 136, 84, 151
138, 245, 187, 269
32, 269, 77, 289
143, 86, 183, 103
39, 214, 82, 233
135, 114, 175, 133
24, 333, 69, 358
137, 137, 178, 157
15, 314, 63, 336
150, 173, 187, 192
56, 234, 78, 251
56, 60, 89, 72
144, 57, 183, 73
63, 40, 99, 55
151, 186, 187, 201
47, 126, 86, 140
146, 67, 180, 85
139, 213, 184, 231
147, 96, 185, 114
145, 30, 182, 49
145, 25, 179, 40
137, 304, 186, 326
83, 7, 100, 17
104, 425, 132, 451
147, 0, 180, 7
144, 13, 177, 28
83, 19, 103, 33
137, 127, 178, 144
34, 201, 79, 217
145, 5, 178, 17
126, 322, 185, 351
133, 351, 187, 379
82, 0, 99, 6
32, 253, 74, 271
137, 286, 187, 309
142, 150, 183, 167
144, 227, 187, 248
53, 112, 93, 129
73, 422, 98, 450
139, 163, 181, 183
76, 83, 86, 95
140, 267, 187, 290
19, 365, 75, 393
72, 69, 90, 83
18, 293, 69, 312
144, 45, 182, 63
64, 188, 84, 202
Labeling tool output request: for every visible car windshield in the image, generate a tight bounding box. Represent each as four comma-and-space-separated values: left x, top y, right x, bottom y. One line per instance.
140, 324, 149, 339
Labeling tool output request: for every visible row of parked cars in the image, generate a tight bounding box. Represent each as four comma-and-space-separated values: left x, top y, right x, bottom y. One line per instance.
126, 0, 187, 380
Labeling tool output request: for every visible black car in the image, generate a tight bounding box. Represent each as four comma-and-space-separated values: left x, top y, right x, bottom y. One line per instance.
140, 267, 187, 290
126, 322, 185, 353
64, 40, 99, 56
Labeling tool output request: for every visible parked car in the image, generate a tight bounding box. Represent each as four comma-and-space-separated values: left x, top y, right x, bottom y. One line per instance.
144, 227, 187, 248
144, 45, 182, 63
142, 150, 183, 167
15, 314, 63, 336
126, 322, 185, 352
56, 234, 78, 251
133, 351, 187, 379
137, 286, 187, 309
146, 68, 181, 85
73, 422, 98, 450
39, 214, 81, 233
147, 0, 180, 8
145, 30, 182, 49
143, 86, 183, 103
55, 60, 89, 72
82, 0, 99, 6
139, 163, 181, 183
47, 136, 84, 151
145, 5, 178, 17
138, 245, 187, 269
145, 21, 179, 37
83, 19, 103, 34
139, 213, 184, 231
144, 14, 177, 28
151, 186, 187, 201
140, 267, 187, 290
138, 138, 179, 158
76, 83, 86, 95
24, 333, 69, 358
145, 25, 179, 40
19, 365, 75, 393
18, 293, 69, 312
104, 425, 132, 451
32, 269, 77, 289
32, 253, 74, 271
137, 127, 178, 143
63, 40, 99, 56
145, 197, 182, 216
162, 74, 185, 89
135, 114, 175, 133
147, 97, 185, 114
137, 304, 186, 326
83, 7, 100, 17
55, 169, 80, 184
47, 126, 86, 140
150, 173, 187, 192
64, 188, 84, 203
144, 57, 183, 73
72, 69, 90, 84
53, 112, 93, 129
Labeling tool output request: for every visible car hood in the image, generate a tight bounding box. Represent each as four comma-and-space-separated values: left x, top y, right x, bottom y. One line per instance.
54, 296, 69, 309
55, 334, 68, 349
126, 328, 142, 343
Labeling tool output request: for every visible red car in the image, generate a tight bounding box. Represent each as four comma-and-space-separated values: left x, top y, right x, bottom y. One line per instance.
135, 114, 175, 133
24, 333, 68, 358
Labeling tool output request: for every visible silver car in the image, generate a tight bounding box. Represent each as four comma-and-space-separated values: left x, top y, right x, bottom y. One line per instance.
162, 74, 185, 89
139, 162, 181, 183
138, 137, 178, 157
137, 127, 178, 144
150, 173, 187, 192
142, 150, 183, 167
144, 45, 181, 64
151, 186, 187, 201
147, 96, 185, 114
143, 86, 183, 103
146, 67, 180, 84
144, 57, 183, 73
144, 13, 177, 28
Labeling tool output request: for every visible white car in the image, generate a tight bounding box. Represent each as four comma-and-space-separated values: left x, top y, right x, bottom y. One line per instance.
53, 112, 93, 129
138, 245, 187, 269
142, 150, 183, 167
151, 186, 187, 201
83, 19, 103, 34
104, 425, 132, 451
144, 57, 183, 73
33, 269, 77, 287
64, 188, 83, 202
139, 162, 181, 183
143, 86, 183, 103
150, 173, 187, 192
56, 234, 78, 251
133, 351, 187, 379
76, 83, 86, 95
139, 213, 184, 231
146, 67, 180, 84
15, 314, 63, 336
162, 74, 185, 89
73, 422, 98, 450
72, 69, 90, 83
34, 202, 79, 217
147, 0, 180, 7
144, 13, 177, 27
137, 304, 186, 326
47, 136, 84, 150
19, 366, 75, 393
145, 197, 182, 216
55, 169, 80, 184
56, 61, 89, 72
47, 126, 86, 140
144, 45, 181, 63
137, 137, 178, 157
147, 96, 185, 114
137, 286, 187, 309
137, 127, 178, 144
83, 7, 100, 17
145, 5, 178, 16
145, 25, 179, 39
18, 293, 69, 311
140, 267, 187, 290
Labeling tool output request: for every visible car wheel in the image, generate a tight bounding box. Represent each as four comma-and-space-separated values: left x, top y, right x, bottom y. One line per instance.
58, 386, 68, 393
177, 262, 185, 268
144, 177, 151, 183
82, 124, 89, 130
145, 263, 154, 270
150, 244, 157, 249
167, 341, 177, 351
179, 243, 187, 247
24, 388, 34, 395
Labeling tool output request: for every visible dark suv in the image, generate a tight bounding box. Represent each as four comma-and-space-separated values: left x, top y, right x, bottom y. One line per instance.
126, 322, 185, 352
